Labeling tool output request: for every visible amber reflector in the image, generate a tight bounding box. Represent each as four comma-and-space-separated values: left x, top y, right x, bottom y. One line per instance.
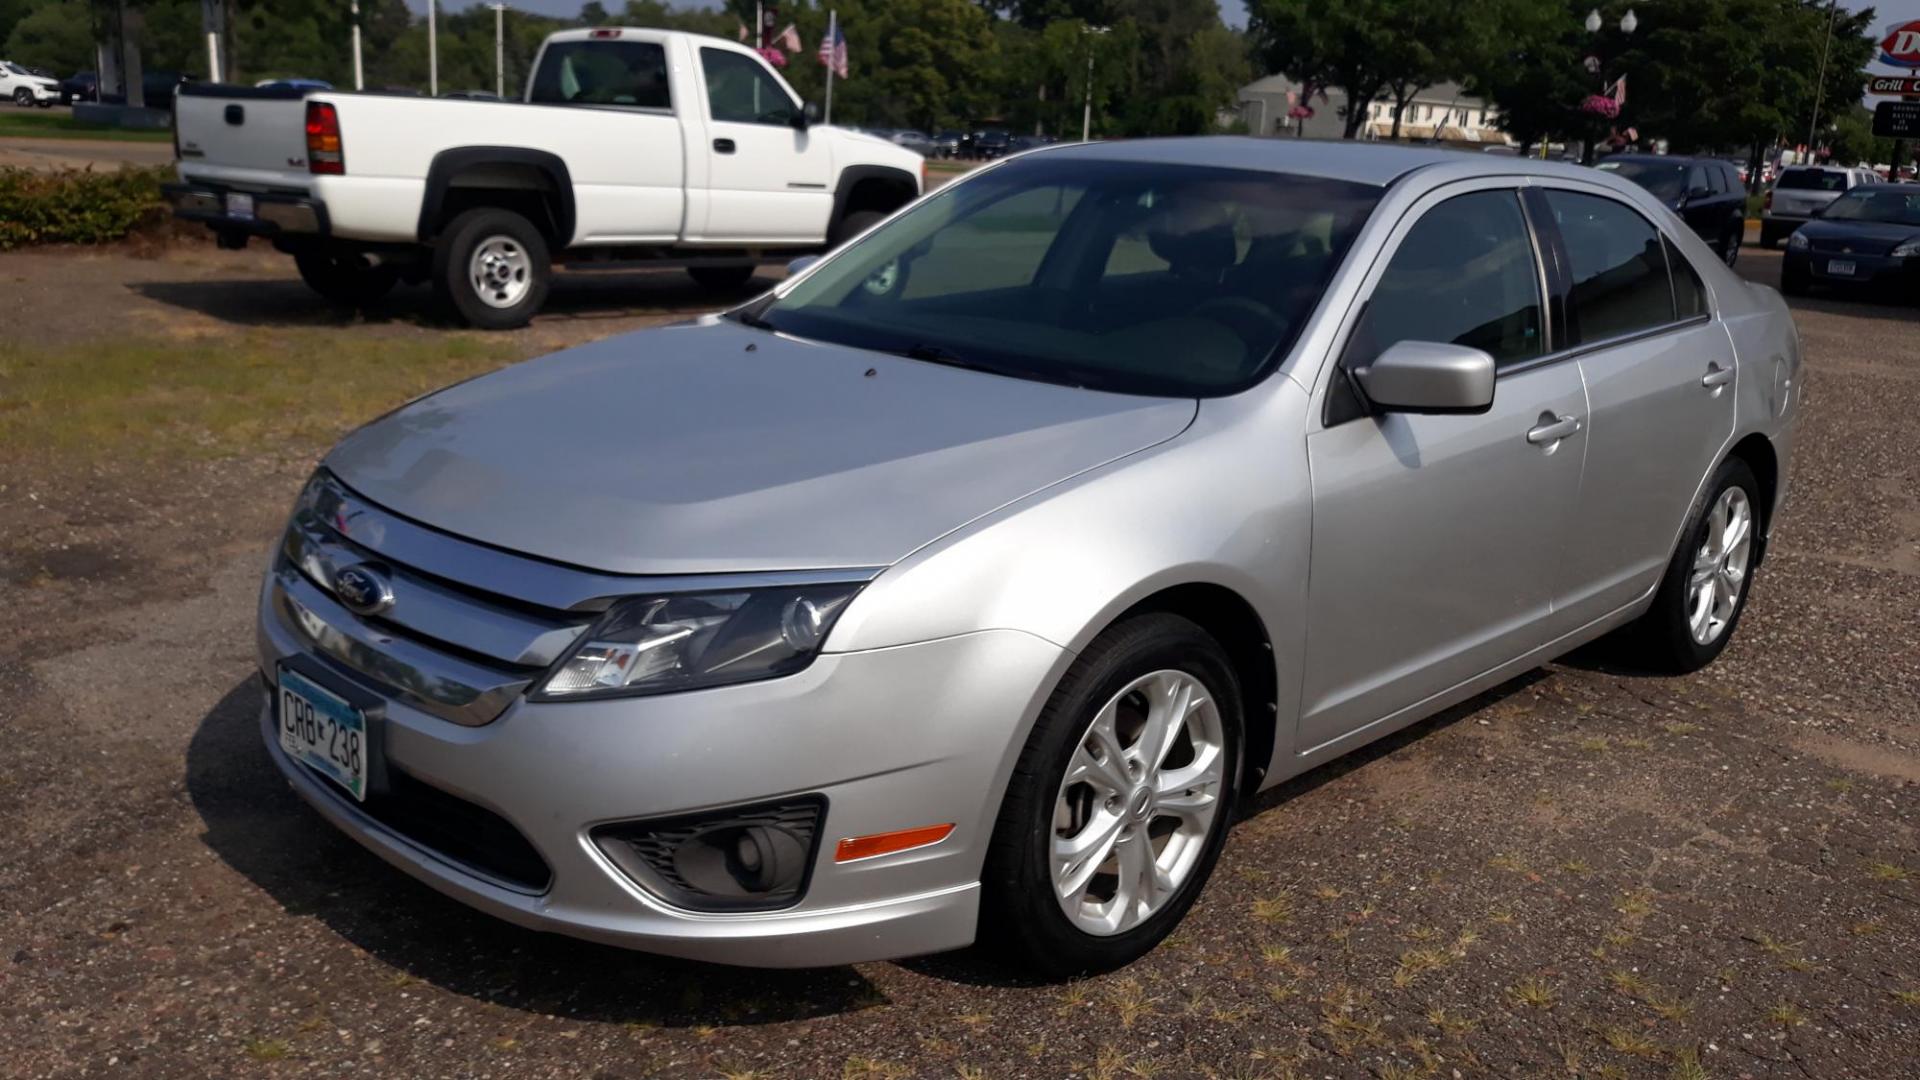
834, 823, 955, 862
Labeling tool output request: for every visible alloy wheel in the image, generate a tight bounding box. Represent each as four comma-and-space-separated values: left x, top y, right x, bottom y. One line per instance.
1687, 486, 1752, 645
1050, 669, 1226, 936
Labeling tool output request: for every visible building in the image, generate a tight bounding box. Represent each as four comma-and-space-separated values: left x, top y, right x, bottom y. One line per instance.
1236, 75, 1509, 146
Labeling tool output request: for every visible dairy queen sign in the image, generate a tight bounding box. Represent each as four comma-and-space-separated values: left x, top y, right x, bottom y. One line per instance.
1870, 3, 1920, 97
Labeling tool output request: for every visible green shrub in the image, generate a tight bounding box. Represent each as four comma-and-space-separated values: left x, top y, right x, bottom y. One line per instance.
0, 165, 172, 249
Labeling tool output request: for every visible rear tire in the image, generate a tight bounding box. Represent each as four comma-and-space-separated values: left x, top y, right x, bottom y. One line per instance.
1611, 457, 1762, 674
294, 249, 400, 307
1722, 227, 1741, 267
829, 209, 887, 248
1781, 263, 1809, 296
980, 613, 1242, 977
432, 207, 550, 330
686, 264, 756, 290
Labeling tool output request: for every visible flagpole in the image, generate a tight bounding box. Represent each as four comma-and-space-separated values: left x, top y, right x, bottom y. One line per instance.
824, 10, 835, 125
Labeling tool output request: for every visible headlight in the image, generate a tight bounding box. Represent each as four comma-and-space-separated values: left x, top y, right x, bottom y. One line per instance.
1892, 238, 1920, 258
1787, 231, 1809, 250
535, 584, 864, 699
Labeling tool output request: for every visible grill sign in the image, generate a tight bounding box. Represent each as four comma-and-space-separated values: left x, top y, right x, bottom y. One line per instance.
1881, 20, 1920, 67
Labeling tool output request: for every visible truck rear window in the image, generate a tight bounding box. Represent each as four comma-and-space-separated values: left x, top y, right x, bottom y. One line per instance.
1775, 169, 1846, 191
529, 41, 670, 109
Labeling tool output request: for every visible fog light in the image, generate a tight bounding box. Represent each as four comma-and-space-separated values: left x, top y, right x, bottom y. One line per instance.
591, 797, 825, 912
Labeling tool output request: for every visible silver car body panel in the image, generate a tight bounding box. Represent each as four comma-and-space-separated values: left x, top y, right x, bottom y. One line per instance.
262, 137, 1799, 965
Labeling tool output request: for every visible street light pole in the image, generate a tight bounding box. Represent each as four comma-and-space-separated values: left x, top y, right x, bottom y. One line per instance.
427, 0, 438, 97
1806, 0, 1839, 161
1081, 24, 1109, 142
350, 0, 363, 90
493, 4, 505, 99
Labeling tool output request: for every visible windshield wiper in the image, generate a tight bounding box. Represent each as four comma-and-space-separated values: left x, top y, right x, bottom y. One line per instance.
729, 307, 776, 331
898, 342, 1017, 376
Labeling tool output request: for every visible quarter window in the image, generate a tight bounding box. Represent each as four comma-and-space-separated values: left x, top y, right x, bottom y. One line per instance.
1347, 190, 1542, 370
701, 47, 797, 126
1666, 237, 1706, 319
1542, 190, 1673, 343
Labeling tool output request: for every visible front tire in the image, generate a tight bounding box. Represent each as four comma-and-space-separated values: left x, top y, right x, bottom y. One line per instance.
432, 207, 550, 330
12, 89, 31, 107
829, 209, 887, 249
1613, 457, 1762, 673
1722, 227, 1741, 267
1781, 262, 1810, 296
980, 613, 1242, 977
686, 264, 756, 290
294, 249, 399, 307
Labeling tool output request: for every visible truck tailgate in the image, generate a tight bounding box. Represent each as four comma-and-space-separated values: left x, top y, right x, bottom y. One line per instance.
175, 85, 313, 180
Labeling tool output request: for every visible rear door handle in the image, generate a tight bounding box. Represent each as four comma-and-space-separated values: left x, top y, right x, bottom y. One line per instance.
1701, 364, 1734, 388
1525, 414, 1582, 445
713, 138, 735, 154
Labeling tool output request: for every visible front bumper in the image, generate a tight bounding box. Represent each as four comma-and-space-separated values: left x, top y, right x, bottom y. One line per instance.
256, 583, 1068, 967
163, 181, 328, 237
1784, 247, 1920, 287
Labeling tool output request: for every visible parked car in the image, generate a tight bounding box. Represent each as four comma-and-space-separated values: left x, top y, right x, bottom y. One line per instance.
1, 60, 60, 107
930, 129, 963, 158
58, 70, 98, 104
255, 77, 333, 92
1781, 182, 1920, 297
257, 138, 1797, 974
166, 27, 922, 328
1596, 153, 1746, 265
888, 129, 933, 155
973, 127, 1012, 159
1761, 165, 1876, 247
101, 69, 193, 109
440, 89, 500, 100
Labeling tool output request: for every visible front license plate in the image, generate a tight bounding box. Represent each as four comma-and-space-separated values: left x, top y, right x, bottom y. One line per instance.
1828, 259, 1856, 277
226, 192, 255, 220
278, 667, 368, 801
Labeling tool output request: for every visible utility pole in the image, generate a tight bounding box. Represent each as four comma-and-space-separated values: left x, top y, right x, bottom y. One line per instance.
428, 0, 438, 97
1081, 24, 1109, 142
351, 0, 364, 90
493, 4, 505, 99
1807, 0, 1839, 159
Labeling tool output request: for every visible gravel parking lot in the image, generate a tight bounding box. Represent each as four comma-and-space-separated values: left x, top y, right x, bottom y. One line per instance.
0, 239, 1915, 1079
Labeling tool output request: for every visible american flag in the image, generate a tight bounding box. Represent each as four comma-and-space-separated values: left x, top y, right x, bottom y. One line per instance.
818, 16, 848, 79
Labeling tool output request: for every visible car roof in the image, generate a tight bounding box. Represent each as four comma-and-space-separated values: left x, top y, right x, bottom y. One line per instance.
1779, 164, 1851, 172
1033, 136, 1618, 188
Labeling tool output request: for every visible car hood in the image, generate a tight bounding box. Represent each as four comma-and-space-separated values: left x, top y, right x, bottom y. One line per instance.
324, 319, 1196, 575
1797, 218, 1920, 256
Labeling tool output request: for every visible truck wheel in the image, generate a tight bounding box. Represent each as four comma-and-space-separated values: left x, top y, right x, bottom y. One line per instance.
829, 209, 887, 249
295, 250, 400, 307
432, 208, 550, 330
686, 265, 756, 290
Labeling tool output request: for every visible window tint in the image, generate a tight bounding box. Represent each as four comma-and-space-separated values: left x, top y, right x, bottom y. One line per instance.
701, 48, 796, 125
1775, 168, 1847, 191
1347, 190, 1542, 370
1543, 190, 1673, 343
902, 184, 1083, 299
1665, 237, 1706, 319
528, 42, 669, 108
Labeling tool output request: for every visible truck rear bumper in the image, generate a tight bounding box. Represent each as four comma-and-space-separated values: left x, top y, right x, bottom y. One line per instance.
164, 182, 329, 237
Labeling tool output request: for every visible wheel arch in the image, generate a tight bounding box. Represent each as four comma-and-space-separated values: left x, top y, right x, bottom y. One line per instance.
418, 147, 575, 247
1724, 431, 1781, 565
830, 165, 918, 234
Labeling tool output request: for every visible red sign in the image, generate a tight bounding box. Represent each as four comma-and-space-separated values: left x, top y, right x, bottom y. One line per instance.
1880, 20, 1920, 67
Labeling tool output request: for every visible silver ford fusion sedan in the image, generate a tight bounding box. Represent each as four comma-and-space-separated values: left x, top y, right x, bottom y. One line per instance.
258, 138, 1798, 974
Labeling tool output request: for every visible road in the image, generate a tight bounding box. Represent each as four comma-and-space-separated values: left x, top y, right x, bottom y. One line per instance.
0, 241, 1914, 1079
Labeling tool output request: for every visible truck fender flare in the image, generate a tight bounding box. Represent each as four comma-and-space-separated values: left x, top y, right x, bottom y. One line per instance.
418, 146, 576, 245
829, 164, 920, 231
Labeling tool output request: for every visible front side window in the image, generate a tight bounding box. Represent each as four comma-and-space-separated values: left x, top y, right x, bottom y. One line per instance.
701, 48, 796, 126
1543, 190, 1673, 343
751, 157, 1380, 396
1346, 190, 1542, 370
528, 41, 670, 108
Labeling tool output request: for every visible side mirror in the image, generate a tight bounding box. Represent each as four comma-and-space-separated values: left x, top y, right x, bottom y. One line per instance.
1687, 185, 1712, 200
786, 254, 820, 276
1353, 340, 1496, 415
791, 102, 817, 131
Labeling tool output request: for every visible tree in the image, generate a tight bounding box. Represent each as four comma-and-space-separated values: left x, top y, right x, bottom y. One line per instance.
5, 0, 94, 73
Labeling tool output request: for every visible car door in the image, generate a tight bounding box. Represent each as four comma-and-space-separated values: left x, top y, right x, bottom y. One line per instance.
1298, 185, 1588, 753
1533, 185, 1737, 626
692, 45, 833, 244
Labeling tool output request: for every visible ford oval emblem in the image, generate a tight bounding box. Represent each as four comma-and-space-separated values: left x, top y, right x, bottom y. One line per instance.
333, 564, 395, 617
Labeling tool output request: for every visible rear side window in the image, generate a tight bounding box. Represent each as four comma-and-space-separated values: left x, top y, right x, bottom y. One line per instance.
1348, 190, 1542, 370
1542, 190, 1672, 343
1665, 237, 1707, 319
529, 41, 670, 109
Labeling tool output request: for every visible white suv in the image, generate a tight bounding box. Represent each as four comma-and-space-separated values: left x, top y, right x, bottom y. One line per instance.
1, 61, 59, 108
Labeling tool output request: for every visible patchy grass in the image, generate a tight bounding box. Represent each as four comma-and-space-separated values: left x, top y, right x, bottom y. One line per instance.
0, 111, 176, 142
1251, 893, 1295, 924
1866, 861, 1910, 882
1600, 1025, 1662, 1057
0, 330, 520, 462
243, 1037, 291, 1061
1507, 977, 1557, 1010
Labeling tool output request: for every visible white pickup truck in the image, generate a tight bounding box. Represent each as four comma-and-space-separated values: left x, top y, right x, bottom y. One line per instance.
166, 28, 923, 327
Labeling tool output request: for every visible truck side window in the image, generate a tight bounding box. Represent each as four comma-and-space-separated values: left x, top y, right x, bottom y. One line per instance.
529, 41, 669, 109
700, 48, 796, 126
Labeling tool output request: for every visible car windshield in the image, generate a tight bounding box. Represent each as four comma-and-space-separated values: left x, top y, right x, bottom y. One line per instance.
1776, 169, 1846, 191
1817, 188, 1920, 225
1596, 159, 1687, 201
750, 157, 1380, 396
3, 62, 26, 76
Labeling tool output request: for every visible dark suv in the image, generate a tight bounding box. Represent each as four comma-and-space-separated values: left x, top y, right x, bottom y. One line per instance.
1596, 154, 1747, 266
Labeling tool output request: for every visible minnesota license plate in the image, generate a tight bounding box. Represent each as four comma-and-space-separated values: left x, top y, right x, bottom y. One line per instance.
278, 667, 368, 801
1828, 259, 1856, 276
226, 192, 255, 220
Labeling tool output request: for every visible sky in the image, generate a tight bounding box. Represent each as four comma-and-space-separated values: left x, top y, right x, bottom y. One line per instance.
406, 0, 1251, 29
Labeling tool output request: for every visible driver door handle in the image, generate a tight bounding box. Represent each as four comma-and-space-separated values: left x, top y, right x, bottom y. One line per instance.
1526, 414, 1582, 445
1701, 364, 1734, 388
713, 138, 736, 154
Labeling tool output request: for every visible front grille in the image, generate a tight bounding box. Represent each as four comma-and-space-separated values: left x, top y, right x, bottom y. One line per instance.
356, 766, 553, 893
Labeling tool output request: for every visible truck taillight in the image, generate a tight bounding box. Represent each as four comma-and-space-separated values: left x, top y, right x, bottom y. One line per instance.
305, 102, 344, 175
589, 28, 622, 37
